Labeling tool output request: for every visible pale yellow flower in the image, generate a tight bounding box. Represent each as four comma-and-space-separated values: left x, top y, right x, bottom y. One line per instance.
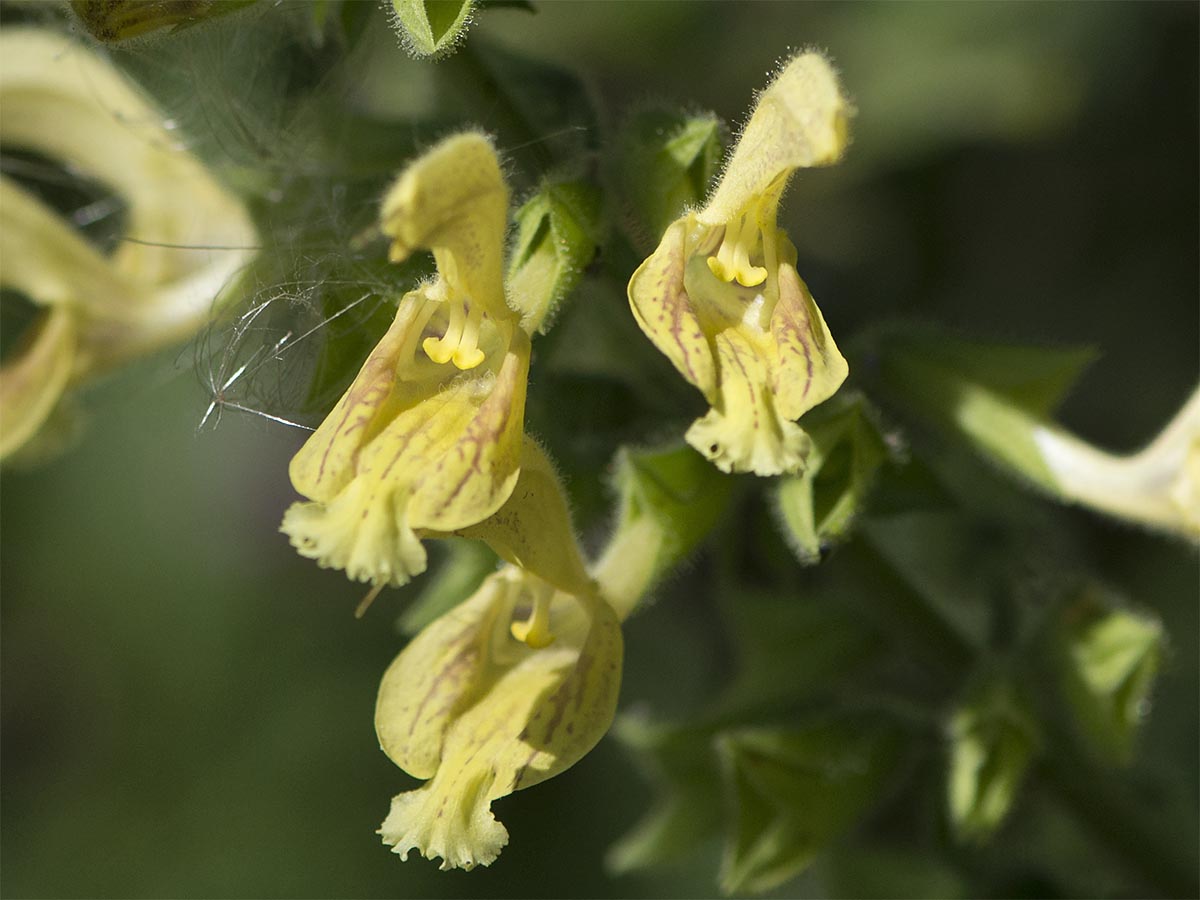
376, 563, 622, 870
1033, 387, 1200, 541
0, 28, 256, 460
628, 52, 851, 476
281, 133, 533, 586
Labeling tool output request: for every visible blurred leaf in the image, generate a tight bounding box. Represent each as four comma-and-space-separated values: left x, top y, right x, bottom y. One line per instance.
507, 179, 603, 333
616, 106, 724, 245
899, 333, 1097, 418
1056, 586, 1163, 764
593, 443, 734, 615
775, 392, 891, 564
388, 0, 475, 58
947, 674, 1039, 842
830, 3, 1116, 170
860, 511, 1003, 653
717, 718, 903, 894
719, 585, 884, 714
70, 0, 257, 42
821, 845, 968, 899
476, 0, 535, 11
607, 716, 724, 873
451, 38, 599, 170
874, 328, 1097, 491
541, 278, 686, 406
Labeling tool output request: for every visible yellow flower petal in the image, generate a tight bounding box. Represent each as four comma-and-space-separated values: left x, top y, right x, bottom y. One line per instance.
0, 307, 77, 460
627, 219, 719, 400
449, 438, 592, 596
0, 29, 256, 354
0, 179, 133, 315
375, 567, 623, 870
405, 329, 530, 532
767, 242, 849, 423
684, 323, 814, 477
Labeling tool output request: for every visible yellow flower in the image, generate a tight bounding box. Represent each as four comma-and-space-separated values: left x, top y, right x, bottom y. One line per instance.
375, 563, 622, 870
373, 423, 612, 870
281, 133, 532, 587
0, 28, 256, 460
627, 52, 851, 476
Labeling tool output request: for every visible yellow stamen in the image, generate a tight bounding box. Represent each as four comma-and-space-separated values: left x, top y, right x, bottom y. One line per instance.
707, 212, 767, 287
422, 296, 486, 370
510, 582, 555, 649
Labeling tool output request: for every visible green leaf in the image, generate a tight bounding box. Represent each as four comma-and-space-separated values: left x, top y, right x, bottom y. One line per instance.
606, 716, 724, 873
507, 179, 603, 333
717, 719, 903, 894
616, 106, 724, 244
821, 845, 968, 899
775, 393, 891, 564
1056, 585, 1163, 764
860, 511, 1003, 654
719, 585, 884, 714
947, 674, 1039, 842
388, 0, 475, 58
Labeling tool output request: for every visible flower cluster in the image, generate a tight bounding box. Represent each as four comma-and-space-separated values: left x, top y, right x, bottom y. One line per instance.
277, 52, 861, 872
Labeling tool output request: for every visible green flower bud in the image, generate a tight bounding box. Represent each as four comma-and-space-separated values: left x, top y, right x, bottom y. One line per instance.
947, 675, 1039, 842
774, 392, 890, 563
616, 106, 723, 245
506, 179, 602, 334
1058, 587, 1163, 764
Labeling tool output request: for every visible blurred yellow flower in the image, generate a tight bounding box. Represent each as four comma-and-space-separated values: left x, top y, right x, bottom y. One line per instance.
1033, 387, 1200, 541
0, 28, 256, 460
628, 52, 851, 476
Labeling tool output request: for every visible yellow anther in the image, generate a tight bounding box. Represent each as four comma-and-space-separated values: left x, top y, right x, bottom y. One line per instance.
510, 584, 555, 649
422, 296, 486, 370
706, 213, 767, 287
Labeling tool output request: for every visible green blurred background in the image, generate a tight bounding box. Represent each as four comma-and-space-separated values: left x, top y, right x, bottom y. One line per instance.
2, 2, 1196, 897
